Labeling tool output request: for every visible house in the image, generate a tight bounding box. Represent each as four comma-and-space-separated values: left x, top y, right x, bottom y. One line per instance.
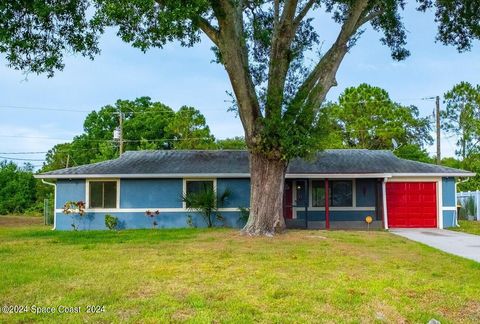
35, 149, 474, 231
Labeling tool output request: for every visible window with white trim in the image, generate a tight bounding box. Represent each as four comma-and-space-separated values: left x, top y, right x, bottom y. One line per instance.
89, 181, 117, 208
185, 180, 214, 207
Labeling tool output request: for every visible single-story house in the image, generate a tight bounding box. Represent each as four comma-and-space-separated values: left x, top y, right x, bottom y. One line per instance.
35, 149, 474, 231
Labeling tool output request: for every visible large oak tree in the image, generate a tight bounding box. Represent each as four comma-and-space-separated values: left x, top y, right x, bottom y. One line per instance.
1, 0, 479, 235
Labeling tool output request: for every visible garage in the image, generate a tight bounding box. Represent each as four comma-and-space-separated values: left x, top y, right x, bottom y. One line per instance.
386, 182, 437, 228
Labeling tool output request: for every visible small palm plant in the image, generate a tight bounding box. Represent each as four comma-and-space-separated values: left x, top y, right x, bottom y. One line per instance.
181, 186, 231, 228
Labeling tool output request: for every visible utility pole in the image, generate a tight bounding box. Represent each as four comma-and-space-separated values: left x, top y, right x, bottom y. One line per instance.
435, 95, 441, 165
118, 111, 124, 156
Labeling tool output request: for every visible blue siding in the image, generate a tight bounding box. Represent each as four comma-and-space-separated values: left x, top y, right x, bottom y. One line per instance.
297, 210, 325, 221
296, 210, 374, 221
442, 177, 456, 207
217, 178, 250, 208
330, 210, 376, 221
55, 211, 244, 231
120, 179, 183, 208
56, 180, 86, 209
443, 210, 456, 228
356, 179, 376, 207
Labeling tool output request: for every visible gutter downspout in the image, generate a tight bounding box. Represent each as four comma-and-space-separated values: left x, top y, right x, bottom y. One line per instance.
41, 179, 56, 230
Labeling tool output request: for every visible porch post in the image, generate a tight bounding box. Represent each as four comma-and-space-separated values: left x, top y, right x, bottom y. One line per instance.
325, 178, 330, 230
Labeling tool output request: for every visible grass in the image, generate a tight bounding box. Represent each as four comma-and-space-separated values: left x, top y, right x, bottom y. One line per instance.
449, 220, 480, 236
1, 220, 480, 323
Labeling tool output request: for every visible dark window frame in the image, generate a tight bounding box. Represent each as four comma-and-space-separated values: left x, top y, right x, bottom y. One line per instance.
310, 180, 353, 208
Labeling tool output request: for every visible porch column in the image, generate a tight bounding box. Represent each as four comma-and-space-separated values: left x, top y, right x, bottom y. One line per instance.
325, 178, 330, 230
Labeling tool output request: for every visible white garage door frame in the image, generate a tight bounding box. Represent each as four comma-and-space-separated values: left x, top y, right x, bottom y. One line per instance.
383, 176, 443, 230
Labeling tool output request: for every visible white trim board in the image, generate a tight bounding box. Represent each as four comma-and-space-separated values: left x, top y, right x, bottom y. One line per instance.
55, 207, 241, 213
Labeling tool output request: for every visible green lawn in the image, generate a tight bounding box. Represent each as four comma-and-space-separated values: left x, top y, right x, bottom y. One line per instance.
1, 222, 480, 323
449, 220, 480, 236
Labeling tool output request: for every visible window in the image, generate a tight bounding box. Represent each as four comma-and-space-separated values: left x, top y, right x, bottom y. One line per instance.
330, 180, 352, 207
185, 180, 214, 207
89, 181, 117, 208
312, 180, 325, 207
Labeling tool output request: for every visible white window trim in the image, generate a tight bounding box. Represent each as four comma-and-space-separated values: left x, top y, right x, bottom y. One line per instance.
182, 178, 217, 209
86, 179, 120, 211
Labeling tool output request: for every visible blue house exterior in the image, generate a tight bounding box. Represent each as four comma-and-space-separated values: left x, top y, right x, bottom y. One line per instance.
36, 150, 474, 231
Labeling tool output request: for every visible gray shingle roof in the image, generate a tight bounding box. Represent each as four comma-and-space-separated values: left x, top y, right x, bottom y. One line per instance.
36, 149, 474, 178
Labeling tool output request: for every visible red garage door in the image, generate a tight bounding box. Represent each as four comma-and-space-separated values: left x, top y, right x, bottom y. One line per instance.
386, 182, 437, 228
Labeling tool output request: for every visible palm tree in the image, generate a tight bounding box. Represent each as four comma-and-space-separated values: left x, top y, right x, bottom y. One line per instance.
181, 186, 231, 228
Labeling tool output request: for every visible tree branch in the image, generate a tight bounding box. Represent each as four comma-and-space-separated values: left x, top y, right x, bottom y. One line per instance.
290, 0, 371, 112
154, 0, 220, 46
265, 0, 299, 117
213, 0, 262, 145
293, 0, 316, 29
195, 16, 220, 45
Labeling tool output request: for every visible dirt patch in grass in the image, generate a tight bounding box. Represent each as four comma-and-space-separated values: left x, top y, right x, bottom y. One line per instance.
0, 216, 44, 227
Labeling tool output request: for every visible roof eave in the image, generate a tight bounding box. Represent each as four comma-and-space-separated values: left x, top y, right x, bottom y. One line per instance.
34, 171, 476, 179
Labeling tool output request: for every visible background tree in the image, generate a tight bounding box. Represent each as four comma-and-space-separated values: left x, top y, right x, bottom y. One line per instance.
41, 98, 215, 171
216, 137, 247, 149
166, 106, 216, 149
2, 1, 479, 235
322, 84, 433, 161
442, 82, 480, 159
0, 162, 37, 215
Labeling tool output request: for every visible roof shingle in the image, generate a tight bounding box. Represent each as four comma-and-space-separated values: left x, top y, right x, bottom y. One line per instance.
36, 149, 474, 178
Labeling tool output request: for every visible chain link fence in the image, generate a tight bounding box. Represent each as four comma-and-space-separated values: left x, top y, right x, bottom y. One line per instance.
457, 191, 480, 221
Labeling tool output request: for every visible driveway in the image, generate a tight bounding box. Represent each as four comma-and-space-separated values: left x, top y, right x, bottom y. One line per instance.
390, 228, 480, 263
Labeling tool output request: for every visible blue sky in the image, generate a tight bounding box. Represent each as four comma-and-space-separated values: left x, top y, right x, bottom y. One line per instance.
0, 4, 478, 168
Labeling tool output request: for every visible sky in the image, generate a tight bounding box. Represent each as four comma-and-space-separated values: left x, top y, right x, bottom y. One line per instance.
1, 4, 479, 169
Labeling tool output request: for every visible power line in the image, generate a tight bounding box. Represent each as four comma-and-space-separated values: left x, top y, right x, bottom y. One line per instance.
0, 156, 45, 161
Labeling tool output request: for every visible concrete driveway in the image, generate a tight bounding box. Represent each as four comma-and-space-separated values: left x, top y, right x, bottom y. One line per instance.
390, 228, 480, 263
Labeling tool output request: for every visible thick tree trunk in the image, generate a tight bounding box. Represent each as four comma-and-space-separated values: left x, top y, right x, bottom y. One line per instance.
242, 152, 287, 236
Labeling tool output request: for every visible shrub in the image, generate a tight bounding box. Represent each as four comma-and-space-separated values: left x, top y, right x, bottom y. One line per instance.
181, 187, 231, 228
105, 214, 119, 230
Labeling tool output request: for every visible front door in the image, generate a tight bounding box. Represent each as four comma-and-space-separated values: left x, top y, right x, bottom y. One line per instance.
283, 180, 293, 219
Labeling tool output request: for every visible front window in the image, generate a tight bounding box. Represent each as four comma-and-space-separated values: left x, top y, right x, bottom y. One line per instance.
312, 180, 325, 207
330, 180, 353, 207
185, 180, 214, 207
89, 181, 117, 208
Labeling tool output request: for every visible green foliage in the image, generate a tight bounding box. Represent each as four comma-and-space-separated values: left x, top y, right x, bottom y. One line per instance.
418, 0, 480, 52
238, 207, 250, 224
216, 137, 247, 150
442, 82, 480, 159
321, 84, 433, 161
104, 214, 119, 231
0, 161, 36, 215
166, 106, 216, 149
41, 98, 215, 172
181, 186, 231, 228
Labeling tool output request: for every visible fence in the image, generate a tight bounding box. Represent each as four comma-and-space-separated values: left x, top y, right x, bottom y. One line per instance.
457, 191, 480, 221
43, 198, 54, 225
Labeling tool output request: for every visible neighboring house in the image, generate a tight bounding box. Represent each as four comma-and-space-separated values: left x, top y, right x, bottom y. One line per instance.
35, 150, 474, 231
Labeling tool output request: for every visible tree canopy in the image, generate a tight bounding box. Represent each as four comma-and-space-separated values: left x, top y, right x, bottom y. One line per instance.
442, 82, 480, 159
0, 162, 37, 215
321, 84, 433, 161
42, 97, 216, 171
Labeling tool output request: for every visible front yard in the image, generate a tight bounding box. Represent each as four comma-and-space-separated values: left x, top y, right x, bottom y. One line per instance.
449, 220, 480, 236
1, 221, 479, 323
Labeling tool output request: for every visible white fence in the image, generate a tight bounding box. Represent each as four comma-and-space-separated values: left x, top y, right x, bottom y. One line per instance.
457, 191, 480, 221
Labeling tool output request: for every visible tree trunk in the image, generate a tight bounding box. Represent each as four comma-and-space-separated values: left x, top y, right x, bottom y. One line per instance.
242, 151, 287, 236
